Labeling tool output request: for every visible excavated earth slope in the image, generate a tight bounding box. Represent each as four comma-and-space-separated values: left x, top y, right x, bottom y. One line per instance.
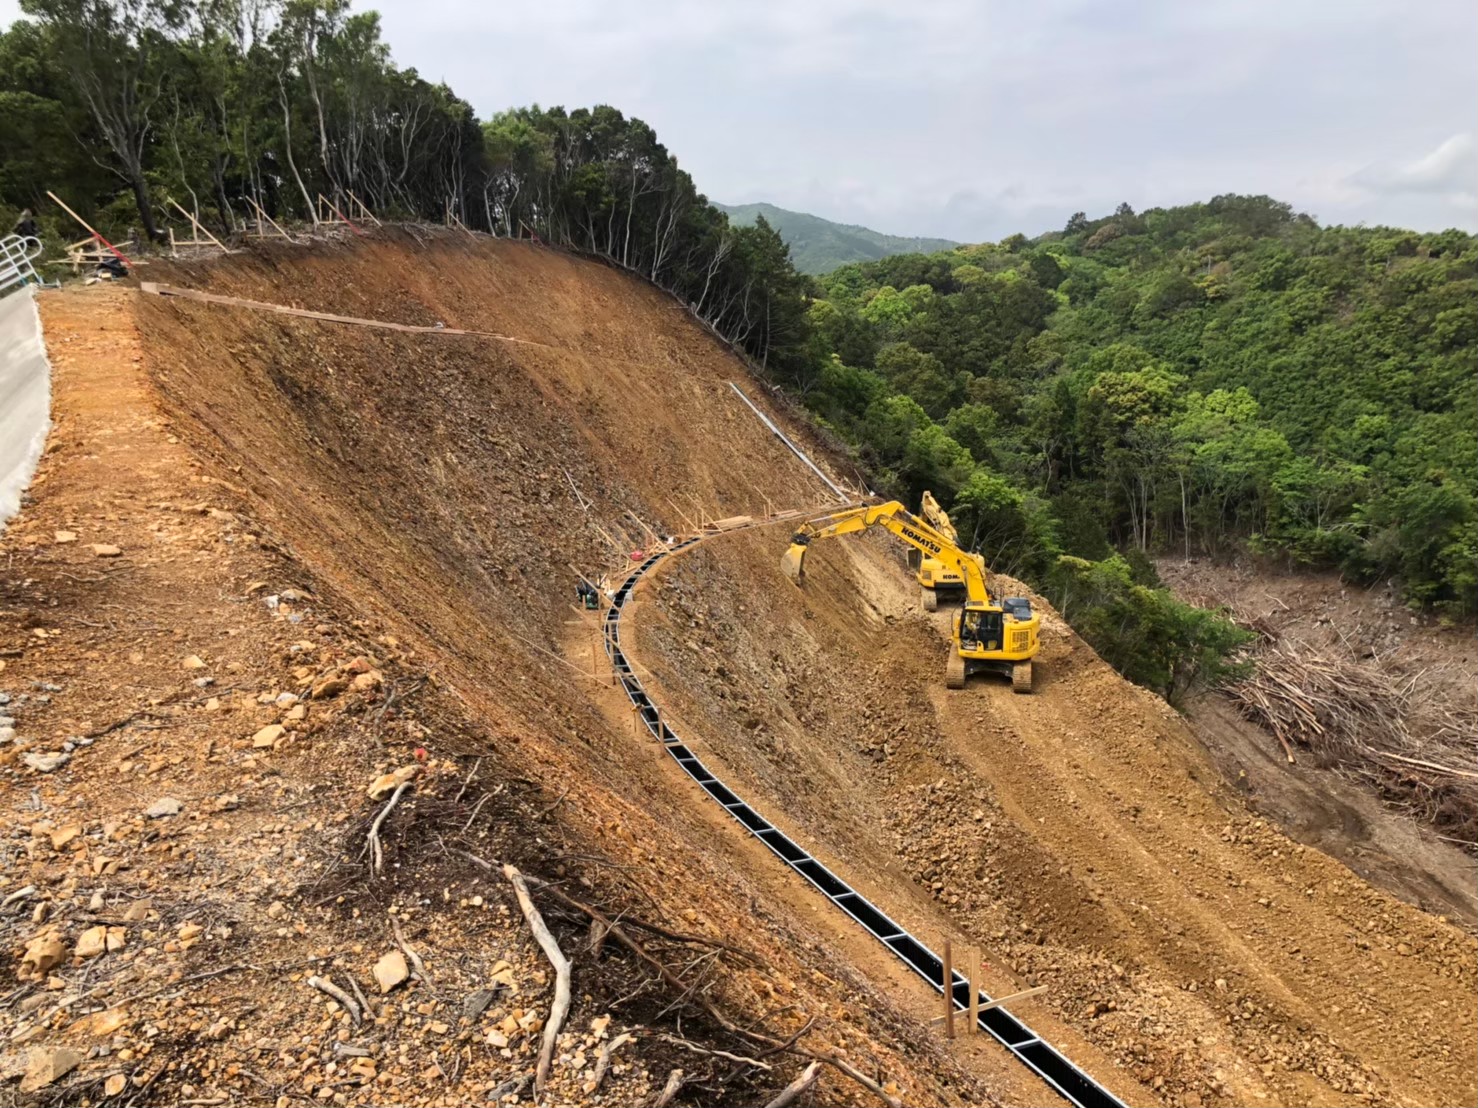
1, 230, 1473, 1108
629, 528, 1478, 1108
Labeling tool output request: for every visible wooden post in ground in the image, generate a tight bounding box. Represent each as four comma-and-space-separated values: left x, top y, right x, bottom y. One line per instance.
967, 948, 980, 1034
244, 195, 292, 240
167, 198, 229, 253
347, 191, 382, 227
943, 940, 955, 1040
930, 983, 1047, 1027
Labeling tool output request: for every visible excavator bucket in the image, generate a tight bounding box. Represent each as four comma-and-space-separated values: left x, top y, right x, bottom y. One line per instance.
781, 542, 808, 583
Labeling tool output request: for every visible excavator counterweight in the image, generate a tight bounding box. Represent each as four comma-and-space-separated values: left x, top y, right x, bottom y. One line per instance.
783, 501, 1039, 692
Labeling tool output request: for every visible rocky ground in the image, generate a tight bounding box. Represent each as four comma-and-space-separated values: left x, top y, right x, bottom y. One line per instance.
0, 256, 995, 1108
4, 234, 1474, 1108
630, 529, 1478, 1108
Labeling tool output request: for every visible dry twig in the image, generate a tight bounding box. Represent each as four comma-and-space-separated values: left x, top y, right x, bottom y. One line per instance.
504, 863, 572, 1098
367, 782, 411, 876
306, 975, 361, 1025
764, 1060, 822, 1108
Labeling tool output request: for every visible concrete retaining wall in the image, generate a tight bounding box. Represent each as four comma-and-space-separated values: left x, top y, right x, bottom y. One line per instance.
0, 289, 51, 531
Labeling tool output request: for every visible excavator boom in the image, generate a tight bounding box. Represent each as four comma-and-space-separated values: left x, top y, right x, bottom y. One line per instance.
782, 500, 1039, 692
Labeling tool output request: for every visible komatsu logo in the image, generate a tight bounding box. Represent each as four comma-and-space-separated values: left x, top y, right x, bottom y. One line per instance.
898, 524, 942, 554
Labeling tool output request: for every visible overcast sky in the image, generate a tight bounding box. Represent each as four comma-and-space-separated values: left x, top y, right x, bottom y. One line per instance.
3, 0, 1475, 241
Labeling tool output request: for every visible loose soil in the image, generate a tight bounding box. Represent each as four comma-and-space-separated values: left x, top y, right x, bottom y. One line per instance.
2, 232, 1473, 1108
631, 528, 1477, 1108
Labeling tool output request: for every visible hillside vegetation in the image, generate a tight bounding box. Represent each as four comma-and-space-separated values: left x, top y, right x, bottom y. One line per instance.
798, 198, 1477, 626
718, 202, 958, 274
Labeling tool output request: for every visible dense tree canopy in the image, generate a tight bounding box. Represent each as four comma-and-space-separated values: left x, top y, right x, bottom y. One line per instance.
795, 196, 1477, 620
1, 1, 810, 374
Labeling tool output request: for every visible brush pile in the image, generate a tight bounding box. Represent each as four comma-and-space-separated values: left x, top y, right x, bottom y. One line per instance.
1228, 640, 1478, 849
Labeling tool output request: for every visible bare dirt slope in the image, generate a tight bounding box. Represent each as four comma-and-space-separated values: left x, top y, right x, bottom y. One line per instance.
3, 232, 1474, 1108
631, 528, 1478, 1108
0, 243, 993, 1108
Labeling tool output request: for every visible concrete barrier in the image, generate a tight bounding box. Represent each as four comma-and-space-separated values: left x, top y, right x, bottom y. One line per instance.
0, 288, 51, 531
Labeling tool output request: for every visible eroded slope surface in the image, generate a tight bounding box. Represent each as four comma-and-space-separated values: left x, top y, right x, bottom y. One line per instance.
0, 242, 995, 1107
631, 527, 1478, 1108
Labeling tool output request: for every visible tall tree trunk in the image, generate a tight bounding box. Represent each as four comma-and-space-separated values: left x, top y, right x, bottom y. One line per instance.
279, 78, 317, 221
130, 171, 162, 243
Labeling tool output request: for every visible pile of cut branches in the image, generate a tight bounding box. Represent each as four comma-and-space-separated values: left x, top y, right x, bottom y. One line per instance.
1228, 641, 1478, 848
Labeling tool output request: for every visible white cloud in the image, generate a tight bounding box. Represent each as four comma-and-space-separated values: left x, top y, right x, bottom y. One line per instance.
1353, 133, 1476, 195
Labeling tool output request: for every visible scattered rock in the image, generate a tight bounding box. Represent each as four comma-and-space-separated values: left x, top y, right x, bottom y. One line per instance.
53, 531, 77, 544
104, 1073, 127, 1096
22, 751, 69, 773
49, 824, 81, 850
311, 675, 349, 700
90, 544, 122, 558
373, 950, 409, 994
75, 925, 126, 959
351, 669, 383, 692
367, 765, 418, 800
20, 1046, 84, 1092
251, 724, 285, 749
181, 655, 207, 670
122, 899, 151, 923
21, 932, 66, 977
145, 797, 183, 819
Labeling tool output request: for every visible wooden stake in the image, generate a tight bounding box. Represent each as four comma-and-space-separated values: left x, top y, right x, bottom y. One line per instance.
346, 190, 383, 227
967, 948, 980, 1034
167, 198, 229, 253
318, 193, 364, 236
930, 984, 1047, 1025
243, 195, 292, 240
45, 191, 133, 268
942, 940, 955, 1040
665, 498, 697, 534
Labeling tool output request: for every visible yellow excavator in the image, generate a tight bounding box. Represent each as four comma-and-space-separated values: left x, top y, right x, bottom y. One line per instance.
782, 501, 1040, 692
909, 490, 977, 611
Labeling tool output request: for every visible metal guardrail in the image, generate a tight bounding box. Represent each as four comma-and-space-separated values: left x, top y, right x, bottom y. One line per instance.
603, 535, 1129, 1108
0, 235, 43, 299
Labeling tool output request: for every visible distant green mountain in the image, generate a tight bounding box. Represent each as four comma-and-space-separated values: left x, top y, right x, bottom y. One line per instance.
716, 202, 959, 275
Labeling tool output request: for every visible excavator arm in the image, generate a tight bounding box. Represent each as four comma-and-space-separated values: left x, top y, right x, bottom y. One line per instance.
781, 500, 1039, 692
783, 501, 990, 604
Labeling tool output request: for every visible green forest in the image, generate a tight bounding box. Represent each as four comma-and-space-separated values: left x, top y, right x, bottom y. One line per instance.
797, 198, 1477, 628
4, 1, 1472, 698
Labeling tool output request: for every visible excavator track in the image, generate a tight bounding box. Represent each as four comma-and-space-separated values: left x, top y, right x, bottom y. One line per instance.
921, 586, 939, 612
946, 651, 967, 689
1013, 660, 1033, 694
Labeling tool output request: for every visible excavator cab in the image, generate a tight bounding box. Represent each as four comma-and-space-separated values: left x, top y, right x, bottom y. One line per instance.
958, 608, 1003, 652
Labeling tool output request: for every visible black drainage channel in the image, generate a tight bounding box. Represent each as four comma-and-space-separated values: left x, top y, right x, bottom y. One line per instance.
604, 534, 1129, 1108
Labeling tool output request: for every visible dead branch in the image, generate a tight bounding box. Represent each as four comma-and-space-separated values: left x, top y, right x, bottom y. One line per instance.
460, 853, 902, 1108
367, 781, 412, 876
764, 1060, 822, 1108
594, 1031, 634, 1091
306, 975, 361, 1025
657, 1032, 773, 1071
504, 864, 572, 1098
652, 1068, 685, 1108
391, 916, 432, 986
343, 973, 373, 1021
1224, 636, 1478, 848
